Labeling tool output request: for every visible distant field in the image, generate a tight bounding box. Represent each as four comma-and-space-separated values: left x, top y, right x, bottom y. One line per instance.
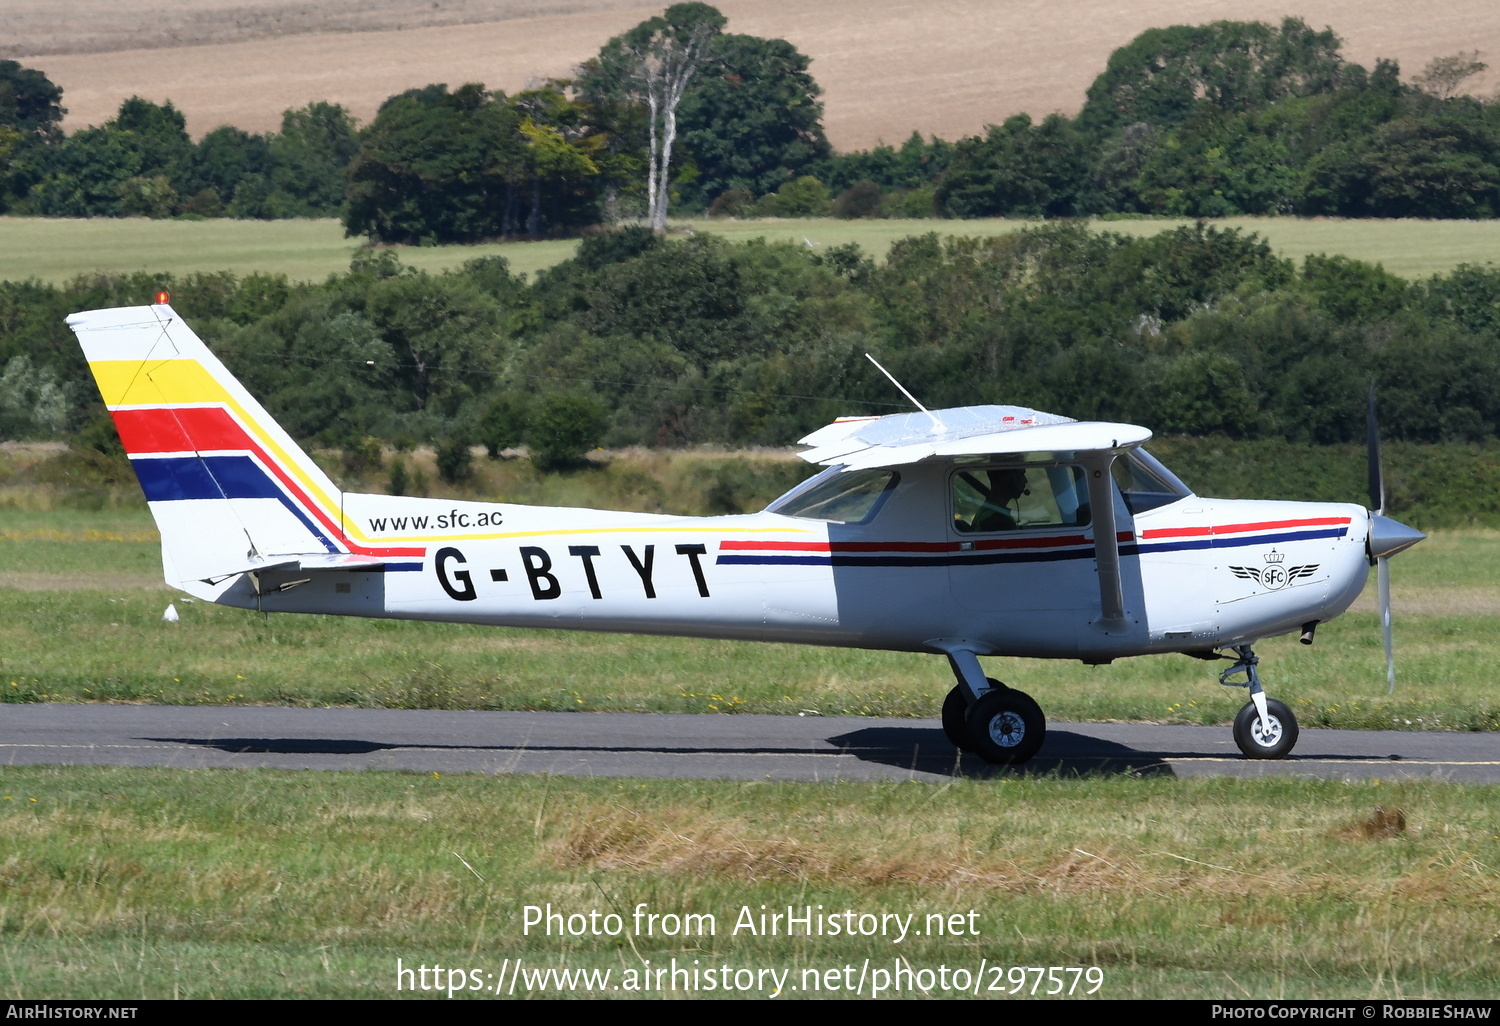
0, 216, 580, 285
696, 216, 1500, 280
5, 215, 1500, 287
16, 1, 1500, 149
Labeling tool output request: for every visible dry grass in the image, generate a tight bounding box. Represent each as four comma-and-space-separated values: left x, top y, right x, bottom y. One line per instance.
14, 1, 1500, 149
546, 792, 1472, 903
1340, 806, 1409, 841
2, 767, 1499, 996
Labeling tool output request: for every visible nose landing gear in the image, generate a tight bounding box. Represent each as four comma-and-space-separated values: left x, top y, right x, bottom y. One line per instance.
1220, 644, 1299, 759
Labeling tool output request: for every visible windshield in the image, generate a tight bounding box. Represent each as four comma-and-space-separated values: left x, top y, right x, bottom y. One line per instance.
766, 467, 899, 524
1112, 449, 1192, 514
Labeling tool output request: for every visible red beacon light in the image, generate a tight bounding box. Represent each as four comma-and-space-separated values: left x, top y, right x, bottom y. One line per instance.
153, 290, 171, 305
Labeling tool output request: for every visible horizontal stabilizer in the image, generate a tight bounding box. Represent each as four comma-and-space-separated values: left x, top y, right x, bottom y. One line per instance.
201, 553, 389, 584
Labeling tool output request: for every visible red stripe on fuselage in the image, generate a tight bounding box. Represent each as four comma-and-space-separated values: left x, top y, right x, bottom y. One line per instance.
1140, 517, 1350, 540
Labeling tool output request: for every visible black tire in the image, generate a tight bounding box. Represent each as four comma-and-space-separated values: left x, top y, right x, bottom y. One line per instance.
966, 687, 1045, 765
1233, 698, 1299, 759
942, 678, 1006, 752
941, 686, 972, 751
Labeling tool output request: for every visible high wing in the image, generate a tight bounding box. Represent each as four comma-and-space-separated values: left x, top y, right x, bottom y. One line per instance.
797, 405, 1153, 471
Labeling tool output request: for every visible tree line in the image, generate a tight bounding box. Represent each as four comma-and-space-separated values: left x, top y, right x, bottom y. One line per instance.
5, 11, 1500, 236
7, 223, 1500, 471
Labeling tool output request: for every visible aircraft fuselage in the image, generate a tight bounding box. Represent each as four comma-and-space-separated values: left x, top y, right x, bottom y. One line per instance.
208, 462, 1372, 664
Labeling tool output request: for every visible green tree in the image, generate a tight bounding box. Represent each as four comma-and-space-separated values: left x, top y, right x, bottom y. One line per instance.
833, 181, 883, 218
1155, 352, 1260, 436
936, 114, 1093, 218
822, 131, 954, 193
0, 61, 64, 143
435, 432, 475, 482
184, 126, 273, 215
1079, 18, 1347, 132
757, 174, 831, 216
1413, 51, 1488, 100
477, 393, 530, 457
579, 234, 747, 364
269, 102, 360, 216
511, 85, 603, 235
358, 270, 509, 417
527, 392, 608, 468
0, 60, 64, 209
28, 97, 192, 217
1132, 106, 1298, 215
344, 83, 525, 243
676, 33, 829, 203
596, 3, 726, 231
1303, 106, 1500, 218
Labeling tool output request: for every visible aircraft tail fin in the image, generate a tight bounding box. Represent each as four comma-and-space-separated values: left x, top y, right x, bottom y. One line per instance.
67, 303, 354, 593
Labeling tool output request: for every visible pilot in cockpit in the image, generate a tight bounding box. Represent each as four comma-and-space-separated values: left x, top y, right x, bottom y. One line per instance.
957, 467, 1029, 532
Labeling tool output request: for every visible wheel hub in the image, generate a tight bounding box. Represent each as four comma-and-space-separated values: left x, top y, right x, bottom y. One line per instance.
1254, 716, 1283, 747
987, 711, 1026, 748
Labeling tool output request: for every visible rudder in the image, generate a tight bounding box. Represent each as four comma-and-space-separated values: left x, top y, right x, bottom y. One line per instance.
68, 303, 349, 592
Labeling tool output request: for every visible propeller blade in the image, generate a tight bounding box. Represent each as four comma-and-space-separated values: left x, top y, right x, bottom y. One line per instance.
1366, 382, 1384, 514
1378, 555, 1395, 693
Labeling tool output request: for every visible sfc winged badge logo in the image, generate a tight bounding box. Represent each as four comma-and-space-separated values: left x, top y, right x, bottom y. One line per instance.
1228, 549, 1319, 591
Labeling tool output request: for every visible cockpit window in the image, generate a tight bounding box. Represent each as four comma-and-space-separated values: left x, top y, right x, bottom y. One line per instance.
1112, 449, 1192, 514
767, 467, 899, 524
952, 465, 1091, 533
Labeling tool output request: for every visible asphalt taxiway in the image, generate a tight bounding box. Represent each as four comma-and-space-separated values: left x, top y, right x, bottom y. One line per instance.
2, 705, 1496, 782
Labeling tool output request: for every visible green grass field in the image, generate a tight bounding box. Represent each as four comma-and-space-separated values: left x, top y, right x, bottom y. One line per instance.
5, 214, 1500, 286
1, 767, 1497, 999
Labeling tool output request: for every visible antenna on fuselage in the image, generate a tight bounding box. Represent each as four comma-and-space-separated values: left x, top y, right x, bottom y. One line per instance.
865, 353, 943, 432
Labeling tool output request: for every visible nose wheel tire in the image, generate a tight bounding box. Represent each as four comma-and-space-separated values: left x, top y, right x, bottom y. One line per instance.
1233, 698, 1299, 759
967, 687, 1046, 765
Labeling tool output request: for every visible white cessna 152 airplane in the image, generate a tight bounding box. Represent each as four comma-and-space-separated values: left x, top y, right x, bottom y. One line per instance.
69, 300, 1426, 765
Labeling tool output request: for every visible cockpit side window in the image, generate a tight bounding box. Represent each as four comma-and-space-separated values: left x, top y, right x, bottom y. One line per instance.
951, 465, 1091, 533
767, 467, 899, 524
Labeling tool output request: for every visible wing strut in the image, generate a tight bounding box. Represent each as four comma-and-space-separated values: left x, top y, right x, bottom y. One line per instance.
1082, 453, 1127, 629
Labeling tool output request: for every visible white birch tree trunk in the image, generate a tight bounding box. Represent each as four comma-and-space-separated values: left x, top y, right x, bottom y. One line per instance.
630, 16, 718, 233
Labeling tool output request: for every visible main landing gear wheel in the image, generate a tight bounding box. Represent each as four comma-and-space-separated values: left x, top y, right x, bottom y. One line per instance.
941, 686, 973, 751
1233, 698, 1299, 759
942, 678, 1007, 753
967, 686, 1046, 765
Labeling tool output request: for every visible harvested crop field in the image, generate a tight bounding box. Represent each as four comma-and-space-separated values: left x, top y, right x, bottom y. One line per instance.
12, 0, 1500, 150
